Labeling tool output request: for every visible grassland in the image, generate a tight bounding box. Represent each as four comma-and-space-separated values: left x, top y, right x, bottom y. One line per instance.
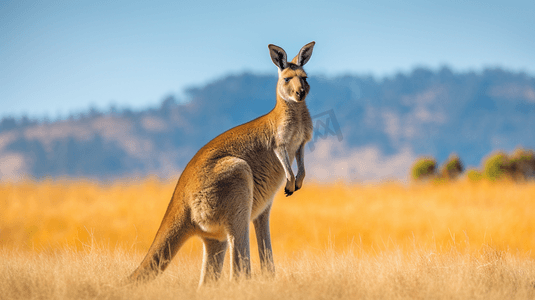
1, 178, 535, 299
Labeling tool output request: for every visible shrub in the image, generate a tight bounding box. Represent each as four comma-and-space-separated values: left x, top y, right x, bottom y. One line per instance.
411, 157, 437, 181
440, 154, 464, 180
509, 148, 535, 180
467, 169, 483, 181
483, 151, 511, 181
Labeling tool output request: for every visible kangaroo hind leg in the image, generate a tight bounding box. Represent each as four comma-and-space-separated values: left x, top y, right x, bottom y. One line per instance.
213, 157, 254, 279
227, 211, 251, 279
199, 238, 228, 286
253, 205, 275, 274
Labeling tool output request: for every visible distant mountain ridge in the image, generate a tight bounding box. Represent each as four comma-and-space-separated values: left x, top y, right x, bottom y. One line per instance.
1, 67, 534, 182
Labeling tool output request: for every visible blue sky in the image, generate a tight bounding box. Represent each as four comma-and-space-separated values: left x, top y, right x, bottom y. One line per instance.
1, 0, 534, 118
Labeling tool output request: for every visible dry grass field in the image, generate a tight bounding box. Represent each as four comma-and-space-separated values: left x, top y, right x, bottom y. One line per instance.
1, 178, 535, 299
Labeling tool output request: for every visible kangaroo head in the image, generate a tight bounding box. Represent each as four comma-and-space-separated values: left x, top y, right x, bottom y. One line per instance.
268, 42, 315, 102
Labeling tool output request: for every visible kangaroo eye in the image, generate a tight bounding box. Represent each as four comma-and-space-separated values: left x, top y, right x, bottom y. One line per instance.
284, 77, 291, 83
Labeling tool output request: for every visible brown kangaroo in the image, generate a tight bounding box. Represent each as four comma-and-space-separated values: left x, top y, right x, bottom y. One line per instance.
128, 42, 315, 286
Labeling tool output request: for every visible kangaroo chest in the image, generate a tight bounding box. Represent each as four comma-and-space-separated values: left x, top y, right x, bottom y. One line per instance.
277, 112, 312, 156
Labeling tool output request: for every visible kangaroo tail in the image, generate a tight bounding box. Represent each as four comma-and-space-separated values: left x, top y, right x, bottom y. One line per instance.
128, 201, 194, 283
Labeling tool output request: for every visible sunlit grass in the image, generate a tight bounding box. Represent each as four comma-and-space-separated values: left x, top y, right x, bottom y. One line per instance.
2, 178, 535, 299
2, 178, 535, 257
1, 239, 534, 300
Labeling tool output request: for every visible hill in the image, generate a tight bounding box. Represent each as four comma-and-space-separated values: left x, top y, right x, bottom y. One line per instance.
1, 67, 534, 181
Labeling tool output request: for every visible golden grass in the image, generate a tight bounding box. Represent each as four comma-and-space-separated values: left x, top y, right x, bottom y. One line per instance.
2, 178, 534, 256
1, 241, 534, 299
1, 178, 535, 299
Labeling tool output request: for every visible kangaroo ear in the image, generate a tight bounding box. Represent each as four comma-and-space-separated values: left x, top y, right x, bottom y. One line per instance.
268, 44, 287, 70
295, 41, 315, 66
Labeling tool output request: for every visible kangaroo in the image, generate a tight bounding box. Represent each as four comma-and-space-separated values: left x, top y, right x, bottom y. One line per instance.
128, 42, 315, 286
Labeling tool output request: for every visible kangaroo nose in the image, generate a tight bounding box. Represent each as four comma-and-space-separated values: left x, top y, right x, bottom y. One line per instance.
296, 90, 304, 97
